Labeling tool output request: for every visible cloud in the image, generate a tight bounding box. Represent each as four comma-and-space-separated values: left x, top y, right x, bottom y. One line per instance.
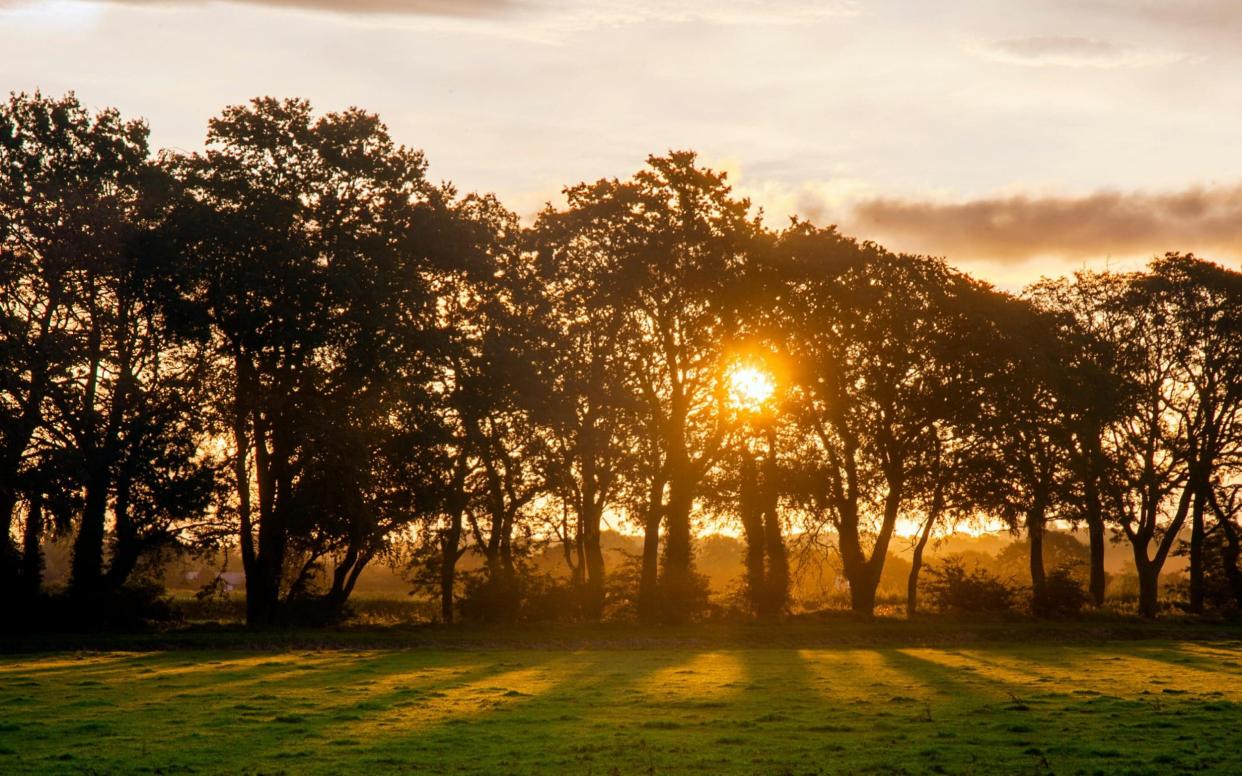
973, 35, 1183, 67
0, 0, 855, 23
0, 0, 519, 17
1073, 0, 1242, 31
847, 183, 1242, 264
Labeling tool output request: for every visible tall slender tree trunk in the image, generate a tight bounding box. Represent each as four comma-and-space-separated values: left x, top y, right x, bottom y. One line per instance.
759, 438, 787, 618
70, 464, 110, 596
1084, 472, 1107, 606
1028, 508, 1048, 616
582, 500, 606, 620
738, 451, 765, 616
1188, 484, 1207, 614
637, 474, 664, 623
20, 492, 43, 600
578, 413, 607, 620
1087, 514, 1106, 607
761, 507, 788, 617
660, 461, 696, 623
248, 413, 286, 627
440, 507, 463, 624
907, 513, 936, 618
0, 485, 20, 593
105, 471, 139, 591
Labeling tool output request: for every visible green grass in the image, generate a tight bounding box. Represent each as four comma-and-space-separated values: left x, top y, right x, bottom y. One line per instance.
3, 630, 1242, 774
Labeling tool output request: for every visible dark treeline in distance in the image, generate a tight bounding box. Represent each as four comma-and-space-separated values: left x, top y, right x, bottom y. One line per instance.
2, 92, 1240, 630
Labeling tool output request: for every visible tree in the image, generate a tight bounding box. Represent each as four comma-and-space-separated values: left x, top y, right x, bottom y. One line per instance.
1139, 255, 1242, 613
903, 424, 1003, 617
1206, 481, 1242, 608
1, 92, 214, 605
533, 152, 761, 622
530, 197, 643, 619
1026, 272, 1134, 606
734, 417, 789, 619
436, 194, 551, 622
775, 223, 996, 616
172, 97, 445, 624
1, 92, 140, 599
980, 300, 1080, 616
1097, 268, 1196, 618
53, 164, 217, 597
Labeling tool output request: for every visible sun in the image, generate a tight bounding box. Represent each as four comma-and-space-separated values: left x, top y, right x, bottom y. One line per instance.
728, 364, 776, 413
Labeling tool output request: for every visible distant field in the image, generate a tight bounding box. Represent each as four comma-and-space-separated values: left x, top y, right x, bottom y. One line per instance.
3, 631, 1242, 774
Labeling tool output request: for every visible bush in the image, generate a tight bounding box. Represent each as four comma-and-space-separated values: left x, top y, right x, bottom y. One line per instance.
458, 565, 595, 624
20, 583, 181, 631
924, 557, 1017, 614
1038, 566, 1090, 617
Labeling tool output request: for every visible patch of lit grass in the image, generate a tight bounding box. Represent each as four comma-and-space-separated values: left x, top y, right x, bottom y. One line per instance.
1, 638, 1241, 773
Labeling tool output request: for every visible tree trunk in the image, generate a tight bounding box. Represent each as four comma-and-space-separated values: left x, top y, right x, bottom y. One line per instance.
248, 409, 288, 627
1208, 491, 1242, 610
760, 443, 787, 618
738, 451, 765, 617
659, 467, 696, 624
325, 545, 372, 623
1136, 558, 1160, 619
70, 464, 110, 596
839, 482, 901, 617
105, 463, 139, 591
637, 475, 664, 623
0, 485, 20, 593
907, 514, 935, 618
1029, 509, 1047, 616
839, 528, 878, 617
20, 493, 43, 600
1188, 485, 1206, 614
849, 568, 879, 615
440, 508, 463, 624
1084, 472, 1106, 606
582, 501, 606, 621
1220, 524, 1242, 611
1087, 511, 1106, 607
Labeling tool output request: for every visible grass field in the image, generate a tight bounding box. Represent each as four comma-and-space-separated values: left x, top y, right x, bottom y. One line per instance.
3, 626, 1242, 774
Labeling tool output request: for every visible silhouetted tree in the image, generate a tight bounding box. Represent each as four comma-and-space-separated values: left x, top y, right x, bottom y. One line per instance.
427, 193, 553, 622
980, 301, 1080, 616
1, 92, 215, 607
776, 223, 994, 616
171, 97, 444, 624
1139, 255, 1242, 613
1, 92, 141, 600
1096, 268, 1197, 618
1026, 272, 1134, 606
534, 152, 760, 622
530, 197, 643, 619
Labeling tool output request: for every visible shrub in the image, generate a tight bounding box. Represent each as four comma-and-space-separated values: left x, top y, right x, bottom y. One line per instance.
458, 565, 595, 624
924, 556, 1017, 614
1038, 566, 1091, 617
24, 583, 181, 631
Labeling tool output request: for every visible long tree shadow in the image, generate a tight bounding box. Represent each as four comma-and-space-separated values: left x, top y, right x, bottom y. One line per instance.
191, 649, 696, 773
878, 645, 1242, 775
4, 650, 518, 773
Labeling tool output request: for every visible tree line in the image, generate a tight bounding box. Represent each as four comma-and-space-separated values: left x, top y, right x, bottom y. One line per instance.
2, 92, 1239, 628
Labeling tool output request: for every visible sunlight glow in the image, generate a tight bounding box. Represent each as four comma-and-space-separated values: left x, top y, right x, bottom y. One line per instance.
728, 364, 776, 413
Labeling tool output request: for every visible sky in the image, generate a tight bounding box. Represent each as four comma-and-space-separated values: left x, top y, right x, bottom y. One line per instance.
3, 0, 1241, 287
